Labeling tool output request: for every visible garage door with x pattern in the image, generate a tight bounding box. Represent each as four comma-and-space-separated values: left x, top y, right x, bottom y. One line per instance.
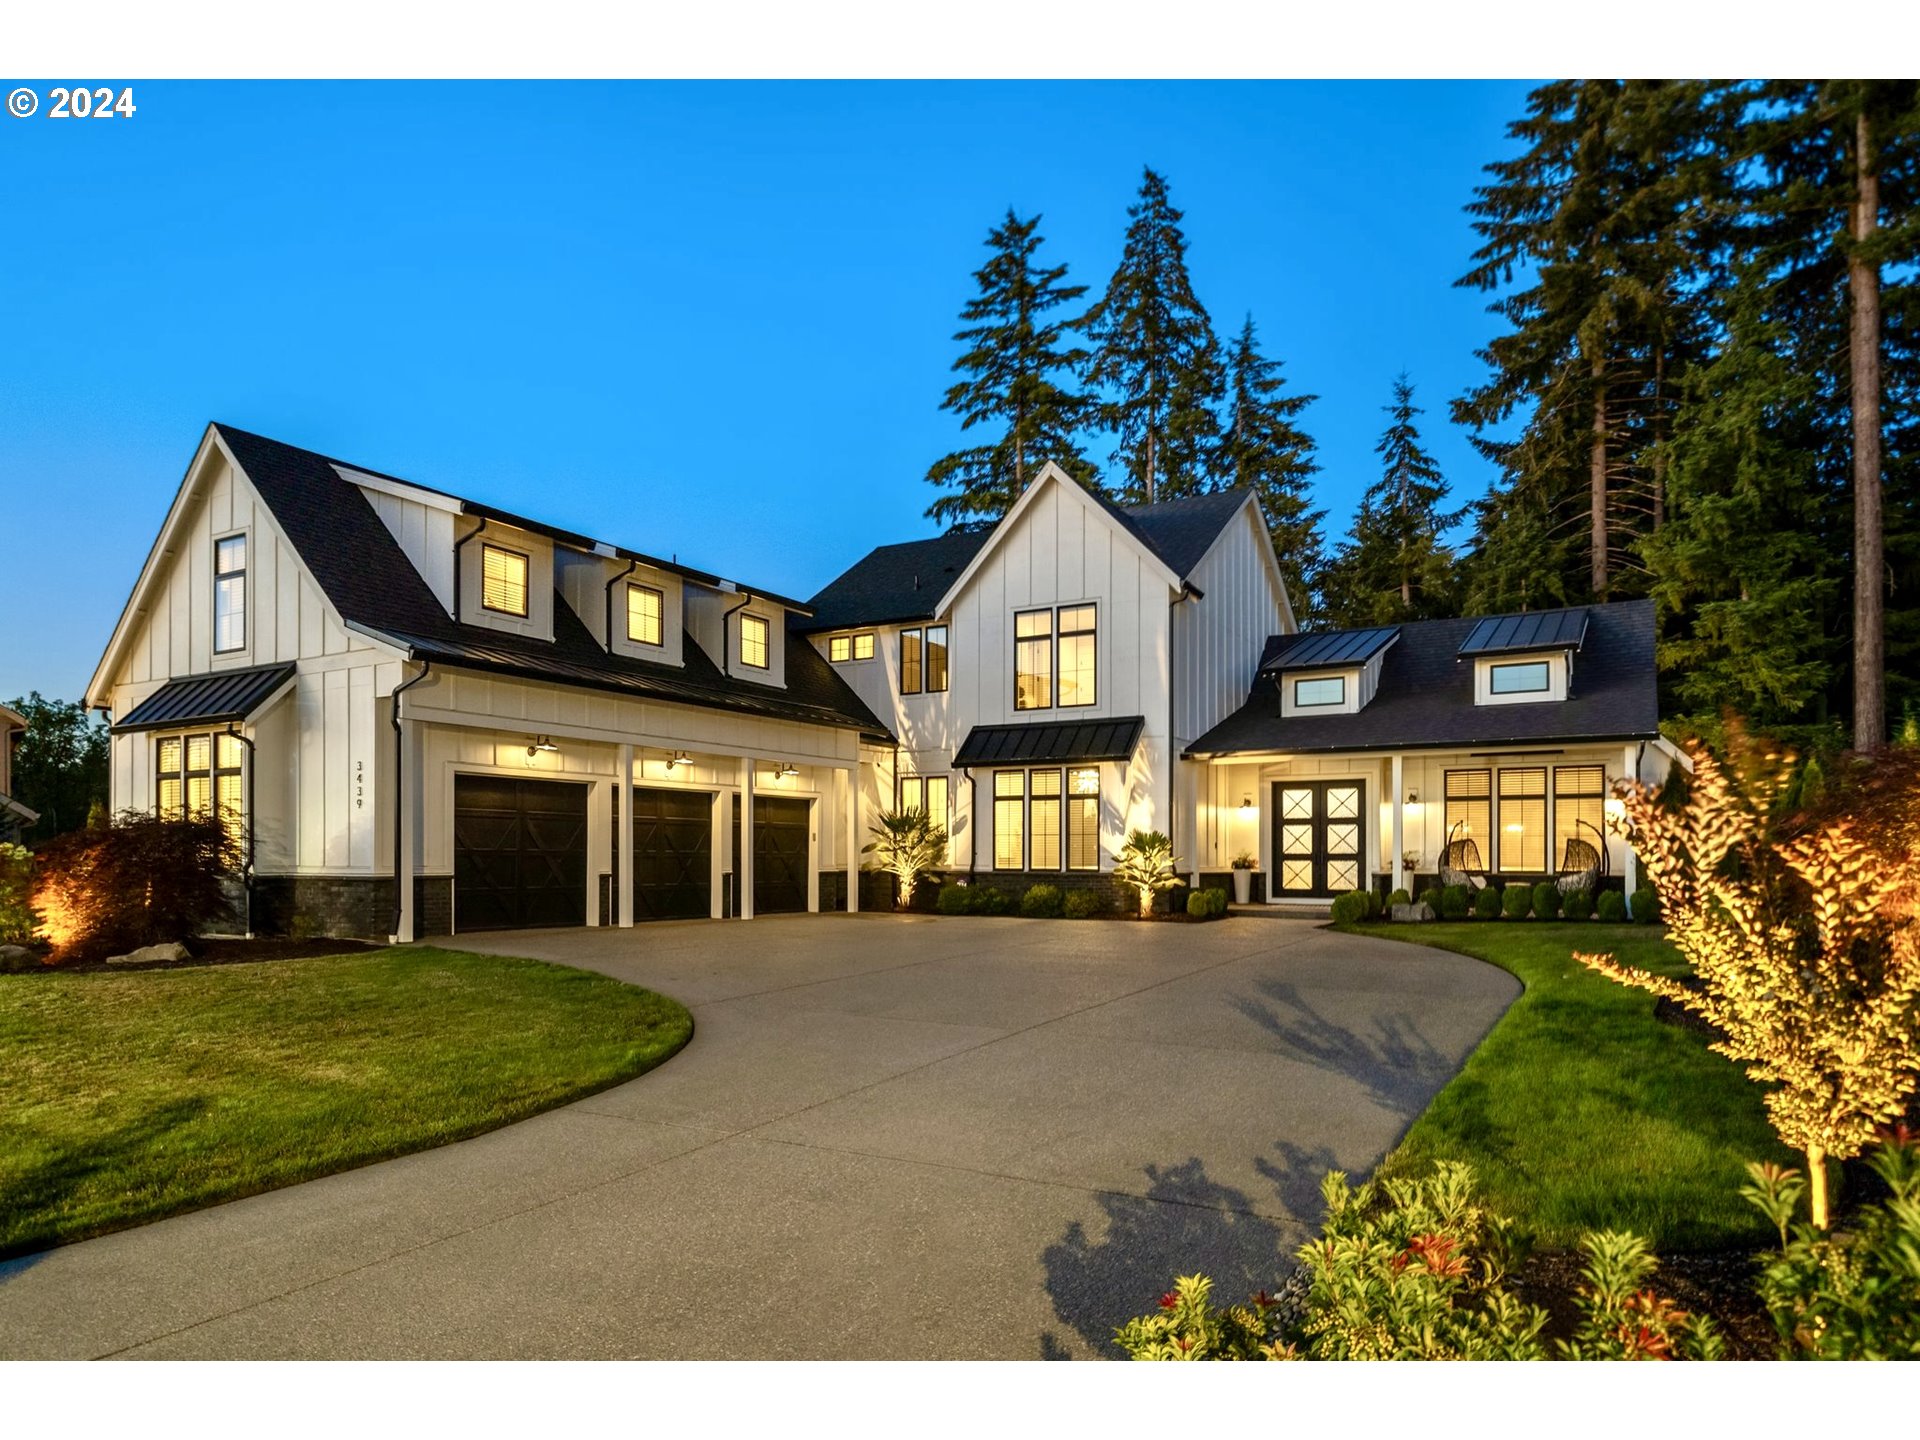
1273, 779, 1366, 899
616, 786, 713, 921
453, 775, 589, 931
737, 795, 810, 915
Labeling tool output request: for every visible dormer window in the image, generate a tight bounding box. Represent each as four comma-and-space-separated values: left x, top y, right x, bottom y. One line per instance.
481, 543, 529, 617
1489, 660, 1549, 695
740, 613, 770, 669
1293, 675, 1345, 708
626, 582, 663, 646
1474, 652, 1569, 705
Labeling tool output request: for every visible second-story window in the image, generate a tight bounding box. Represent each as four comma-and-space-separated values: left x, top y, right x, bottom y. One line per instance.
1057, 606, 1096, 707
828, 632, 875, 663
214, 534, 247, 653
740, 613, 770, 669
626, 583, 663, 646
1015, 609, 1052, 710
481, 543, 529, 617
1293, 675, 1345, 708
901, 628, 923, 694
927, 625, 949, 692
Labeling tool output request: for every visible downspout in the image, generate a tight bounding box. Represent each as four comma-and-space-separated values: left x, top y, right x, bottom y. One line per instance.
389, 661, 433, 940
604, 557, 639, 652
966, 769, 979, 882
1170, 584, 1200, 886
451, 517, 490, 619
223, 724, 257, 936
718, 590, 751, 672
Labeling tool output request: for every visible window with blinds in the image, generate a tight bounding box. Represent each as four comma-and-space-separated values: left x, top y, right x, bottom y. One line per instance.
626, 583, 663, 645
156, 732, 244, 842
1497, 767, 1547, 872
480, 543, 529, 617
740, 613, 770, 669
926, 625, 949, 693
900, 628, 923, 694
1067, 767, 1099, 871
1029, 769, 1063, 870
1554, 765, 1607, 869
1444, 769, 1490, 853
993, 771, 1025, 870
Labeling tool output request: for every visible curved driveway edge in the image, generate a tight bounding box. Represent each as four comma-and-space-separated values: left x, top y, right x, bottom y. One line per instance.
0, 915, 1517, 1360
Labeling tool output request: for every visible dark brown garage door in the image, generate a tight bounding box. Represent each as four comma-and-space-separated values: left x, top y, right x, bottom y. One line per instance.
615, 786, 713, 921
454, 775, 589, 931
733, 795, 810, 915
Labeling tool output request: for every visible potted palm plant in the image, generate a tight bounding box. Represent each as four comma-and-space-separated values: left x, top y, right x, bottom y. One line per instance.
1229, 853, 1257, 905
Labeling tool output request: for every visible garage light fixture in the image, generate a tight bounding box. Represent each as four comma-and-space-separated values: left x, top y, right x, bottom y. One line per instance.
1238, 794, 1254, 816
772, 762, 799, 780
526, 735, 558, 757
668, 751, 693, 769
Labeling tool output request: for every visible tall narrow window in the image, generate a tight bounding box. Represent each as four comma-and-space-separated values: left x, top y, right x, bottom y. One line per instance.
900, 628, 923, 694
925, 775, 949, 827
215, 733, 245, 844
1554, 765, 1607, 870
900, 775, 924, 813
481, 543, 529, 617
1029, 769, 1063, 870
740, 613, 770, 669
185, 735, 214, 819
626, 583, 663, 646
1056, 606, 1096, 707
1014, 610, 1052, 710
1497, 768, 1547, 873
1066, 767, 1100, 871
926, 625, 949, 693
156, 737, 184, 819
1444, 769, 1491, 859
214, 534, 247, 653
993, 771, 1025, 870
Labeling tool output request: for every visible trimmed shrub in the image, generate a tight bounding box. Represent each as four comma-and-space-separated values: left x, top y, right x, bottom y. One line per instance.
1387, 888, 1412, 909
1563, 887, 1593, 921
1595, 889, 1627, 923
1439, 885, 1471, 920
1629, 886, 1660, 925
0, 842, 36, 946
31, 812, 238, 963
1330, 890, 1372, 925
1501, 885, 1531, 920
936, 883, 973, 915
1531, 882, 1561, 920
1064, 888, 1106, 920
1021, 883, 1064, 919
1472, 885, 1503, 920
1364, 888, 1384, 920
973, 886, 1013, 916
1416, 887, 1443, 915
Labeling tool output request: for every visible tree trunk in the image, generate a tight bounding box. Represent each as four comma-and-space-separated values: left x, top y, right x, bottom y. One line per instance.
1591, 354, 1609, 597
1145, 429, 1158, 505
1851, 109, 1885, 753
1807, 1143, 1830, 1231
1652, 345, 1667, 531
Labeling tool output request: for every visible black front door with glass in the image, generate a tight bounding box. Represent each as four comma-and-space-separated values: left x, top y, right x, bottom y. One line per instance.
1272, 779, 1366, 898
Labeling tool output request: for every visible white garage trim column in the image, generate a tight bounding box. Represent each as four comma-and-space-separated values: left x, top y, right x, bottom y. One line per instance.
709, 784, 726, 920
738, 754, 755, 920
392, 711, 419, 945
1391, 752, 1406, 896
845, 763, 860, 913
616, 742, 634, 928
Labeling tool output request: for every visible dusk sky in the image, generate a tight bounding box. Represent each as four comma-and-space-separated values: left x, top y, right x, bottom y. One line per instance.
0, 80, 1536, 701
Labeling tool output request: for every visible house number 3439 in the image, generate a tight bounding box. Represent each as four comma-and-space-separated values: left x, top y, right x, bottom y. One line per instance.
354, 759, 364, 810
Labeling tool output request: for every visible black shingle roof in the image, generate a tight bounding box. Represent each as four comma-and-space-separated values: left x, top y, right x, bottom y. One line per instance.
213, 426, 889, 739
1187, 600, 1658, 757
801, 485, 1252, 634
1458, 606, 1590, 656
953, 716, 1146, 768
1261, 626, 1400, 673
114, 663, 298, 732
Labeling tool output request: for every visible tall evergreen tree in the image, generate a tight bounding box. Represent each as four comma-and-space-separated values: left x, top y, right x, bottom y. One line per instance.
1216, 315, 1326, 621
1082, 167, 1224, 505
1322, 376, 1463, 627
924, 209, 1098, 528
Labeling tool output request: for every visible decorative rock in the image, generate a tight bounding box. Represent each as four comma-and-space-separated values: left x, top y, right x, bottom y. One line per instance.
1391, 902, 1436, 923
0, 943, 38, 972
105, 941, 191, 966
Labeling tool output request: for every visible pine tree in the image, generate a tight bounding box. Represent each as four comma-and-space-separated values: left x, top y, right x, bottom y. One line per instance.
924, 209, 1099, 527
1217, 315, 1326, 622
1322, 376, 1463, 627
1083, 167, 1224, 505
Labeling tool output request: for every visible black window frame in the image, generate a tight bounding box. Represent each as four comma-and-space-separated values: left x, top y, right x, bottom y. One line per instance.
1489, 659, 1551, 696
213, 531, 248, 654
926, 624, 949, 693
1292, 674, 1346, 708
1014, 609, 1053, 711
739, 612, 771, 670
625, 581, 664, 647
1056, 605, 1097, 709
479, 541, 531, 618
900, 627, 923, 695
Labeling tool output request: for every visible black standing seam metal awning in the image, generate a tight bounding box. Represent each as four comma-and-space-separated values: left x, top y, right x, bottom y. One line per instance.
952, 716, 1147, 769
1457, 608, 1590, 657
1259, 626, 1400, 673
113, 663, 298, 733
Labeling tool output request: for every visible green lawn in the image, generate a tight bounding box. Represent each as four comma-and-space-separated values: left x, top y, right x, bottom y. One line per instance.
1341, 921, 1789, 1250
0, 947, 693, 1258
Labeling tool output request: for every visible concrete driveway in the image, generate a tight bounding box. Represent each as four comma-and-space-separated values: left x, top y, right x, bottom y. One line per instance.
0, 914, 1515, 1360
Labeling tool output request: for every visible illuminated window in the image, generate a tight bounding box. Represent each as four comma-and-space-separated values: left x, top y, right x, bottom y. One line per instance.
1066, 767, 1100, 871
1057, 606, 1096, 707
625, 583, 663, 646
1497, 767, 1547, 872
157, 732, 244, 841
1444, 769, 1490, 854
900, 773, 951, 826
1293, 675, 1345, 708
1490, 660, 1550, 695
1015, 610, 1052, 710
926, 625, 948, 693
854, 632, 874, 660
740, 613, 770, 669
828, 632, 874, 663
214, 534, 247, 653
993, 771, 1025, 870
185, 735, 213, 818
1554, 765, 1607, 868
156, 737, 184, 819
481, 544, 529, 617
901, 628, 923, 694
1029, 769, 1062, 870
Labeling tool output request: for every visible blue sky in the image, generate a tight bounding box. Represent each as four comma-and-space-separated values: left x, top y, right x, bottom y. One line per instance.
0, 80, 1533, 701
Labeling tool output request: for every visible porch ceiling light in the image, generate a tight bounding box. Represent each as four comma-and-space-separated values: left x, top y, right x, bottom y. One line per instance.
526, 735, 558, 756
668, 751, 693, 768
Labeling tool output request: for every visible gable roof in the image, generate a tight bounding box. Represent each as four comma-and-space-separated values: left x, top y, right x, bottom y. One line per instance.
1187, 600, 1659, 757
207, 426, 889, 739
802, 478, 1253, 635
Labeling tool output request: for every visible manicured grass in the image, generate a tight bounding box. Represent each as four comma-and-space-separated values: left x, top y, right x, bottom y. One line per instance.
0, 947, 693, 1257
1341, 921, 1790, 1250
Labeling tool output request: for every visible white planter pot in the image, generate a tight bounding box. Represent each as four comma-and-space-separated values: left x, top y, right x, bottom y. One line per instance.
1232, 869, 1252, 905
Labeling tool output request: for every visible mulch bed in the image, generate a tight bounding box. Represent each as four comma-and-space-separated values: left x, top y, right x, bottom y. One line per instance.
1507, 1247, 1780, 1359
17, 936, 380, 974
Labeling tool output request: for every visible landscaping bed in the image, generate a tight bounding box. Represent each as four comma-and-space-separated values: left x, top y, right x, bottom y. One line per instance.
0, 946, 693, 1257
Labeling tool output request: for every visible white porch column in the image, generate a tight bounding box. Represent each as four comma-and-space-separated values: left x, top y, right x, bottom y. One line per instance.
709, 783, 726, 920
1622, 743, 1640, 900
845, 763, 861, 913
616, 742, 634, 928
738, 754, 755, 920
808, 794, 821, 913
1390, 753, 1406, 896
393, 714, 418, 944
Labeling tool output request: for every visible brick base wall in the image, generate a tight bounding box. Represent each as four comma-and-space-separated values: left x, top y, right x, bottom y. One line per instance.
252, 875, 452, 942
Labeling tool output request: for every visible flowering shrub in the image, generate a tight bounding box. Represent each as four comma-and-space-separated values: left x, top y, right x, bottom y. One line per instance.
1559, 1230, 1723, 1360
0, 841, 36, 945
31, 811, 237, 963
1113, 1274, 1292, 1360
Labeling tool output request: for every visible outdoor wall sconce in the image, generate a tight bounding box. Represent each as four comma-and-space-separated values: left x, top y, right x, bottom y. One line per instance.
1405, 790, 1419, 805
1238, 795, 1254, 816
772, 762, 799, 780
667, 751, 693, 768
526, 735, 558, 757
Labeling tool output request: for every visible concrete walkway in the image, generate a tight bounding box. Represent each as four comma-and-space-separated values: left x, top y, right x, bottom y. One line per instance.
0, 915, 1516, 1359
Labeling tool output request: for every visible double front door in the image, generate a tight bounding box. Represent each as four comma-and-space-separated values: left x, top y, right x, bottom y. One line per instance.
1272, 779, 1366, 899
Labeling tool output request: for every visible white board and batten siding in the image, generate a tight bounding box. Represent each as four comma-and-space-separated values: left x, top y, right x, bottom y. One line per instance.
1173, 498, 1291, 751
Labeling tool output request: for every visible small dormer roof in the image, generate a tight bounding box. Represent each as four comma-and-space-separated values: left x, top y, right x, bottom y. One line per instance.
1457, 607, 1589, 657
1260, 625, 1399, 674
